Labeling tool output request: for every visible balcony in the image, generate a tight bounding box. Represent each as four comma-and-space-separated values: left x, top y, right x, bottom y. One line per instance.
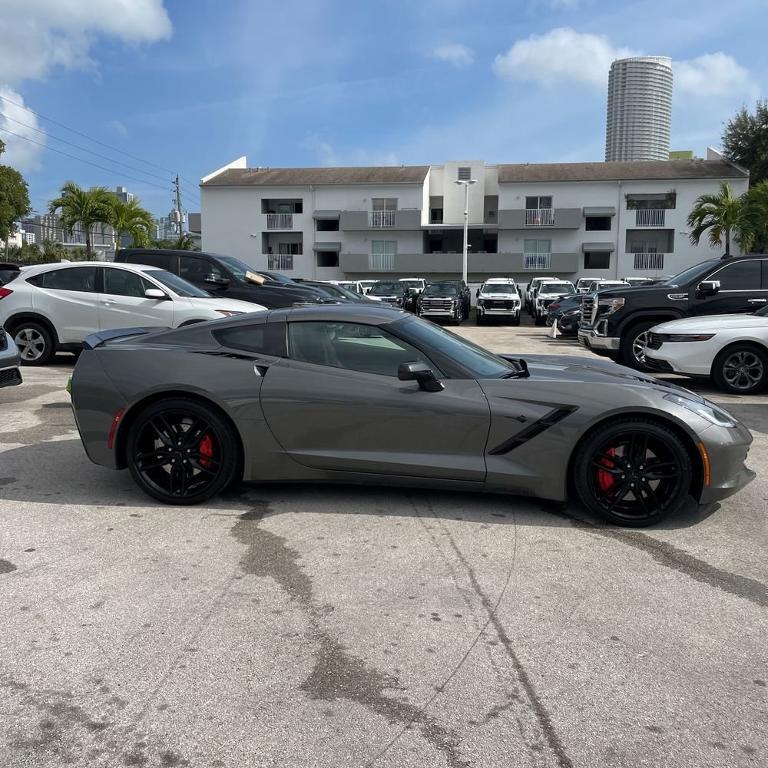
266, 213, 293, 230
525, 208, 555, 226
368, 253, 395, 271
370, 210, 396, 228
523, 253, 552, 270
632, 253, 665, 271
267, 253, 294, 270
634, 209, 666, 227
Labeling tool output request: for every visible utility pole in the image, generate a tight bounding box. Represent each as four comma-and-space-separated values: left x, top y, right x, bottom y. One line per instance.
174, 175, 184, 236
454, 178, 476, 285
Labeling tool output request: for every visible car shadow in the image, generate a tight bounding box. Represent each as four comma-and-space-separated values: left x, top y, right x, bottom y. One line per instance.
0, 438, 719, 531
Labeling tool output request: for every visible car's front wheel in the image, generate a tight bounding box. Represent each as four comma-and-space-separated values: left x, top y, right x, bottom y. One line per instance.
572, 418, 692, 526
13, 321, 54, 366
712, 344, 768, 394
620, 321, 657, 371
126, 397, 241, 505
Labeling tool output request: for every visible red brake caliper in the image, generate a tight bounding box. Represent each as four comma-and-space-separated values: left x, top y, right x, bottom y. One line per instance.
198, 434, 214, 469
597, 448, 616, 492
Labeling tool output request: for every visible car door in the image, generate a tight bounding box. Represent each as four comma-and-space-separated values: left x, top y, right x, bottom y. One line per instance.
29, 265, 99, 342
689, 258, 768, 316
97, 267, 175, 330
259, 320, 491, 480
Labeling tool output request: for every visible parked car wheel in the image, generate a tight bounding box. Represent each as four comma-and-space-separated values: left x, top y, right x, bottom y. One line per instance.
511, 316, 521, 327
126, 397, 241, 505
712, 344, 768, 394
476, 312, 485, 326
534, 311, 545, 326
620, 321, 657, 371
12, 321, 54, 366
573, 418, 692, 527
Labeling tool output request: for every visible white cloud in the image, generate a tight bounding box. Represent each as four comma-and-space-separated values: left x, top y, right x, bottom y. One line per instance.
0, 88, 45, 171
110, 119, 129, 137
430, 43, 475, 68
494, 28, 637, 88
304, 137, 400, 167
0, 0, 172, 87
540, 0, 582, 8
675, 53, 758, 99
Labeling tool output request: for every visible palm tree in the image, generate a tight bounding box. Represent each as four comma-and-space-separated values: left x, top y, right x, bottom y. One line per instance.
745, 179, 768, 251
108, 197, 155, 252
49, 182, 114, 260
687, 181, 755, 257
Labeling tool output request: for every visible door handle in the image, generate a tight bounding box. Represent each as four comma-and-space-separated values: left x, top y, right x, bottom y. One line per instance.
748, 298, 767, 304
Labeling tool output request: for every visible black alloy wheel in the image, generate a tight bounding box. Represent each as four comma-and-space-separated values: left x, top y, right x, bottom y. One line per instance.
126, 398, 240, 505
573, 419, 692, 526
712, 344, 768, 394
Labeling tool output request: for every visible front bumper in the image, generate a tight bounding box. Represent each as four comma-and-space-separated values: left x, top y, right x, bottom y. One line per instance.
420, 307, 456, 318
578, 326, 620, 355
478, 307, 520, 317
0, 331, 21, 387
644, 341, 717, 377
698, 421, 755, 504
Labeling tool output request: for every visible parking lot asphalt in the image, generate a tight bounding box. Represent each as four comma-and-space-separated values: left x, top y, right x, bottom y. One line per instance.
1, 326, 767, 768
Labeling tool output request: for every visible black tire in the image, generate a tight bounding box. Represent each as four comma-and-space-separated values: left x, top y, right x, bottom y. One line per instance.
126, 397, 241, 505
534, 312, 545, 326
712, 343, 768, 394
476, 313, 484, 326
512, 316, 521, 326
12, 321, 54, 366
619, 321, 657, 371
573, 418, 692, 526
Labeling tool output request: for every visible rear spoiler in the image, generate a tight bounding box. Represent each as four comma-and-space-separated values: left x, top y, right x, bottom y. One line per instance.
82, 326, 169, 350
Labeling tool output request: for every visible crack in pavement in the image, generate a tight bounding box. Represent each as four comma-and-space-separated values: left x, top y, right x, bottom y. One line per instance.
230, 498, 472, 768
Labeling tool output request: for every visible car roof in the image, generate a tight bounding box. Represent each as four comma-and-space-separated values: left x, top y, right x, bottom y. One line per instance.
266, 303, 408, 325
19, 261, 164, 278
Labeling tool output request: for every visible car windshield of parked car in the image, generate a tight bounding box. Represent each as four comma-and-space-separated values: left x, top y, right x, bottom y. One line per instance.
423, 284, 457, 297
213, 255, 264, 283
369, 282, 401, 295
663, 259, 718, 287
393, 316, 517, 378
145, 270, 211, 298
540, 282, 574, 295
483, 284, 517, 294
400, 280, 422, 289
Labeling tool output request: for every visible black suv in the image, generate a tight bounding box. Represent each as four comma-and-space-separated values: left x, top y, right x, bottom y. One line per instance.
115, 249, 326, 309
578, 255, 768, 369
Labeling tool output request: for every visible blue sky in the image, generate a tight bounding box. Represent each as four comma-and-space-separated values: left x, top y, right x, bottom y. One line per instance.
0, 0, 766, 217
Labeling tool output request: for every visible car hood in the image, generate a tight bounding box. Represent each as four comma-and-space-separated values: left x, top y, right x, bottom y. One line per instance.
499, 353, 705, 400
653, 314, 768, 332
479, 292, 519, 299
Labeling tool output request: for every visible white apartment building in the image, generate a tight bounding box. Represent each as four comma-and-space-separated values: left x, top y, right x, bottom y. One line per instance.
200, 156, 749, 284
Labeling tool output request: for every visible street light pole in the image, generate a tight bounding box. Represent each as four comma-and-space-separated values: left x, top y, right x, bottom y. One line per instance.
454, 179, 476, 285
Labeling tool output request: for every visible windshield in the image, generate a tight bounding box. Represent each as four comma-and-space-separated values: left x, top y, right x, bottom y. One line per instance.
482, 284, 517, 294
393, 316, 516, 378
663, 259, 718, 287
400, 280, 422, 288
214, 255, 253, 280
146, 270, 211, 298
369, 282, 402, 295
423, 284, 457, 297
539, 282, 574, 294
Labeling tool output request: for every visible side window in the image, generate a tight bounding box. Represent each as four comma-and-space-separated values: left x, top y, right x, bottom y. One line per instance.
288, 322, 431, 377
180, 258, 225, 283
39, 267, 97, 292
713, 261, 762, 291
213, 322, 286, 356
103, 268, 151, 298
131, 252, 177, 272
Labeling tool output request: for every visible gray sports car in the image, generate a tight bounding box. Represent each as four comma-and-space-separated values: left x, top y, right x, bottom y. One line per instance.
70, 305, 755, 526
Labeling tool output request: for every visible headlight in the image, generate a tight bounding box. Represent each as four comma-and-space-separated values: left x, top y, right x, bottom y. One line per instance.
663, 393, 737, 427
598, 297, 625, 314
215, 310, 244, 316
396, 297, 403, 305
657, 333, 715, 342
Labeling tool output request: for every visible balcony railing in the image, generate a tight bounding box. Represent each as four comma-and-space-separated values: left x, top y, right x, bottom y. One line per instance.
525, 208, 554, 226
267, 254, 294, 270
523, 253, 552, 270
266, 213, 293, 229
370, 210, 396, 227
368, 253, 395, 271
635, 209, 665, 227
632, 252, 665, 270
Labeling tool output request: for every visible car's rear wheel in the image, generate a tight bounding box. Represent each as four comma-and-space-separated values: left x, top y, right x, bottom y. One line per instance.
573, 419, 692, 526
13, 321, 54, 366
712, 344, 768, 394
476, 312, 484, 325
126, 398, 240, 505
620, 321, 657, 371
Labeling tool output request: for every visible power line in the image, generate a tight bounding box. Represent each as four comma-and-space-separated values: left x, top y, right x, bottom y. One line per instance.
0, 91, 178, 177
0, 126, 173, 193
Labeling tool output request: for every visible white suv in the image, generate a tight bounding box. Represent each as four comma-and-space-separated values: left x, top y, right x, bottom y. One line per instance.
533, 280, 576, 325
476, 279, 520, 325
0, 262, 264, 365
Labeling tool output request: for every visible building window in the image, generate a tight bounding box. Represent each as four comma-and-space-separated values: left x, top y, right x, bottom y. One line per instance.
316, 251, 339, 268
370, 240, 397, 271
457, 167, 471, 181
430, 208, 444, 224
523, 239, 551, 270
316, 219, 339, 232
585, 216, 611, 231
584, 252, 611, 270
268, 254, 294, 270
371, 198, 398, 211
525, 196, 553, 210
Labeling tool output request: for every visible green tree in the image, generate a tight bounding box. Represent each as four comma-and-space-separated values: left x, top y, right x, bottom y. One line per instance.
723, 101, 768, 185
153, 233, 198, 250
745, 179, 768, 251
49, 182, 113, 260
0, 138, 32, 256
687, 182, 756, 256
108, 197, 155, 252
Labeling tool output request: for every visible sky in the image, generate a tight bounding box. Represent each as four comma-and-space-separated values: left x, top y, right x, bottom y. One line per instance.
0, 0, 766, 218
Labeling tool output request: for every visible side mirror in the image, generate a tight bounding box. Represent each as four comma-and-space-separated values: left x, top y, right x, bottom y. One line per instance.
144, 288, 169, 300
697, 279, 720, 297
204, 274, 230, 287
398, 361, 444, 392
